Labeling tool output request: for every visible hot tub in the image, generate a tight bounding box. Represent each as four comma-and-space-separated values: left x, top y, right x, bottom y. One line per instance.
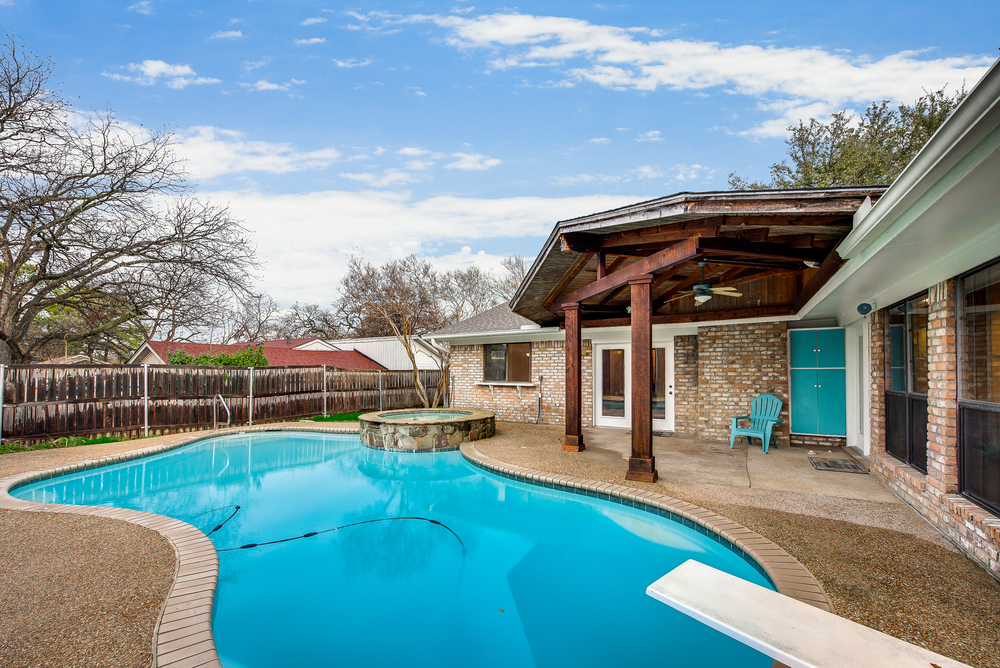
358, 408, 496, 452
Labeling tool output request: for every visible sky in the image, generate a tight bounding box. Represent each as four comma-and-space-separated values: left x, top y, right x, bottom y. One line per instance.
4, 1, 998, 306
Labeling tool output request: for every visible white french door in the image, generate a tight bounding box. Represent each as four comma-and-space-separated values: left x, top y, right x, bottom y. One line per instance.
593, 341, 674, 431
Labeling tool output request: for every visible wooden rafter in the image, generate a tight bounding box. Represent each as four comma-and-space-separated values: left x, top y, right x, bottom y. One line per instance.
698, 236, 827, 263
541, 253, 593, 310
551, 237, 701, 312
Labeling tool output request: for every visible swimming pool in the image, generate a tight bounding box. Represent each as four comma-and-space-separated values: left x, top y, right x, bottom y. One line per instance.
13, 431, 773, 667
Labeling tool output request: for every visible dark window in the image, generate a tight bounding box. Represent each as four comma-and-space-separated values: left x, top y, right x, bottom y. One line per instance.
959, 260, 1000, 514
884, 294, 929, 472
483, 343, 531, 382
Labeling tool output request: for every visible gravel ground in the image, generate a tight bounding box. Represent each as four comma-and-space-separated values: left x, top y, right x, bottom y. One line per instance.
477, 422, 1000, 668
0, 510, 174, 668
2, 423, 998, 668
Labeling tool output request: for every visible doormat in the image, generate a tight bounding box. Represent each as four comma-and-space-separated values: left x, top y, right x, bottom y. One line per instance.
808, 457, 867, 474
627, 431, 674, 437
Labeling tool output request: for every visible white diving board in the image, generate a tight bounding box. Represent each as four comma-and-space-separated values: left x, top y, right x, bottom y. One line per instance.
646, 560, 971, 668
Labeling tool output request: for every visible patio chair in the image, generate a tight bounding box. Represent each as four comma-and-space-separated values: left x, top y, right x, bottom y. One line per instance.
729, 394, 784, 454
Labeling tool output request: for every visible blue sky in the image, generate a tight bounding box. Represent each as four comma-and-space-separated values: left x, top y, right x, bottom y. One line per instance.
5, 1, 997, 304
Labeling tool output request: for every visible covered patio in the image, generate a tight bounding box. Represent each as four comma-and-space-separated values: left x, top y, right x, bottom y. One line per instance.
509, 188, 886, 482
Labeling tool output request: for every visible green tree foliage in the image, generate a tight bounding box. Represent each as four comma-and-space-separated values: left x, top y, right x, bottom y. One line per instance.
728, 87, 967, 190
167, 344, 268, 367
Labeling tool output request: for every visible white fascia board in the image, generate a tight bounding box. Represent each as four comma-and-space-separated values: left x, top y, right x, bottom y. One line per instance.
430, 327, 565, 345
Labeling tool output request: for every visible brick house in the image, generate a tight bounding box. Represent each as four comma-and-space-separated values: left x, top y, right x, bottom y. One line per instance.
432, 58, 1000, 578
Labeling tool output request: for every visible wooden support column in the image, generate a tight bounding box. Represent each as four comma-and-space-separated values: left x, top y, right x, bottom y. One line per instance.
627, 275, 657, 482
562, 303, 585, 452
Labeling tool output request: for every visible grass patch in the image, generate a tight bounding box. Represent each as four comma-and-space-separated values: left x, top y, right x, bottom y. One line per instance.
0, 434, 125, 456
300, 412, 363, 422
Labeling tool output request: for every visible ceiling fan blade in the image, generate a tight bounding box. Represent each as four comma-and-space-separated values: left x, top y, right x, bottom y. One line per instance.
711, 288, 743, 297
661, 292, 693, 305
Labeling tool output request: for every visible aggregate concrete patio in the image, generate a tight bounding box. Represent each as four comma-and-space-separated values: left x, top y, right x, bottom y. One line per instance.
0, 421, 998, 668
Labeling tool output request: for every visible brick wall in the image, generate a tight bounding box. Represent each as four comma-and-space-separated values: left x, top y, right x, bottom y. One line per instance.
790, 434, 848, 449
673, 335, 699, 435
449, 340, 592, 426
868, 279, 1000, 579
696, 322, 790, 444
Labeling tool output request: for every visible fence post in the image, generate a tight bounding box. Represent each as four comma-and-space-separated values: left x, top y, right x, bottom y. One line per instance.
248, 367, 254, 426
143, 364, 149, 437
322, 365, 327, 417
378, 370, 383, 411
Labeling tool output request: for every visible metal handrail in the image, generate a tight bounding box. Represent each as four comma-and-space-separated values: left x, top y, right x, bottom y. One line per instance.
214, 394, 231, 430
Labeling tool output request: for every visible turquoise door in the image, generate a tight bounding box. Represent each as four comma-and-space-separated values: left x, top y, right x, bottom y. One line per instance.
816, 368, 847, 435
815, 329, 845, 367
790, 369, 818, 434
789, 331, 816, 368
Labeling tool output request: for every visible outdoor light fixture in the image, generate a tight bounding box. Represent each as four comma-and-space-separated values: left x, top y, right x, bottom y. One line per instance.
694, 294, 712, 304
803, 260, 821, 268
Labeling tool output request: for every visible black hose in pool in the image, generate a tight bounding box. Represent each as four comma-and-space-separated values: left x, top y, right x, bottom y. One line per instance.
217, 516, 467, 555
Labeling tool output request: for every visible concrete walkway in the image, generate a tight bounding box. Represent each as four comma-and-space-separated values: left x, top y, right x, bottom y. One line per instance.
578, 427, 952, 548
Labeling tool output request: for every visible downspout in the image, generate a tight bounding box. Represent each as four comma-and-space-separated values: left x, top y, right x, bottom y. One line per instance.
536, 375, 543, 424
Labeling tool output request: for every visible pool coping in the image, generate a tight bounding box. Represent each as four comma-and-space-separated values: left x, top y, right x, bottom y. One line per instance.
0, 424, 831, 668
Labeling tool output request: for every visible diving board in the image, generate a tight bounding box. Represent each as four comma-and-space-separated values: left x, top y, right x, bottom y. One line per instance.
646, 560, 971, 668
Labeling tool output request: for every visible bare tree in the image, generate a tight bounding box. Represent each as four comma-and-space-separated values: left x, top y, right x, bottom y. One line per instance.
494, 255, 528, 302
273, 302, 342, 340
0, 35, 258, 363
220, 293, 281, 344
337, 255, 449, 407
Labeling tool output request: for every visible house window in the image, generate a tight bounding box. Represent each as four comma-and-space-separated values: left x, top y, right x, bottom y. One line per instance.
484, 343, 531, 382
959, 260, 1000, 514
884, 294, 929, 472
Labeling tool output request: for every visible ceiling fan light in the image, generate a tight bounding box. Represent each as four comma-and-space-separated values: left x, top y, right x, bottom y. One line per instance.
694, 294, 712, 304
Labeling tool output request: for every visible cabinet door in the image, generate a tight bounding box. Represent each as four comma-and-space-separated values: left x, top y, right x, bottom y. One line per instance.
790, 368, 818, 434
817, 368, 847, 436
789, 330, 817, 368
816, 329, 846, 368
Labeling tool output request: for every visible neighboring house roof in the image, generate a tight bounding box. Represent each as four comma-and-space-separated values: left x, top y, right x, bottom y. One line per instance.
328, 335, 444, 371
429, 304, 538, 338
129, 340, 386, 370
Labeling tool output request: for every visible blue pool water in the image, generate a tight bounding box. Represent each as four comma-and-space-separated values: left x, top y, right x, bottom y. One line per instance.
14, 432, 772, 668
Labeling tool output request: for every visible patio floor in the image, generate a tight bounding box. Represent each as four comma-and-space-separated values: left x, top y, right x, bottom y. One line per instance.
0, 422, 998, 668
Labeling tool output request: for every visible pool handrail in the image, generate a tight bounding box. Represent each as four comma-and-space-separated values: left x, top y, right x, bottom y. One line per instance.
214, 394, 231, 430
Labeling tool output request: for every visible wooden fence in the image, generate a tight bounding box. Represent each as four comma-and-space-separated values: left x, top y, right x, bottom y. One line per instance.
0, 364, 444, 443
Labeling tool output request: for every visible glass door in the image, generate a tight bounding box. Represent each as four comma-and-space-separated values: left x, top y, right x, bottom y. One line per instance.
596, 345, 630, 428
885, 295, 929, 472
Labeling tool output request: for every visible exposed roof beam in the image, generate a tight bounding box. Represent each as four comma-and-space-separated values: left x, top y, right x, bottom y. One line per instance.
551, 237, 701, 313
792, 249, 844, 311
601, 223, 721, 249
579, 305, 795, 328
541, 253, 593, 310
698, 236, 827, 263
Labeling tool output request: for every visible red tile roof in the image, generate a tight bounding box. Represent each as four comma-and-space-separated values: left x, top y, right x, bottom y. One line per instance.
142, 340, 385, 370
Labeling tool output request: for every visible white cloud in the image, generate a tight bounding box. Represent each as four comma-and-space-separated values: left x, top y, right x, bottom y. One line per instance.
398, 146, 432, 157
294, 37, 327, 45
631, 165, 664, 179
211, 30, 242, 39
445, 152, 501, 171
128, 1, 153, 15
670, 163, 717, 182
240, 79, 306, 92
200, 188, 639, 303
399, 11, 991, 136
102, 60, 220, 89
405, 160, 435, 171
635, 130, 663, 142
588, 137, 610, 144
333, 58, 372, 68
243, 58, 270, 72
339, 169, 422, 187
552, 173, 622, 186
175, 126, 341, 179
300, 17, 328, 25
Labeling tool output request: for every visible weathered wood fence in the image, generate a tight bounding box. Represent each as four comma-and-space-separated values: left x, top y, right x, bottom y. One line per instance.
0, 364, 443, 443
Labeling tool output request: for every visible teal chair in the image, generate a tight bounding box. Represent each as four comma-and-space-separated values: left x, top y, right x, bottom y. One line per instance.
729, 394, 784, 454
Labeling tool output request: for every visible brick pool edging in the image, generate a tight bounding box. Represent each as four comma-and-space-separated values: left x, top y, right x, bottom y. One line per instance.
0, 424, 831, 668
459, 442, 835, 614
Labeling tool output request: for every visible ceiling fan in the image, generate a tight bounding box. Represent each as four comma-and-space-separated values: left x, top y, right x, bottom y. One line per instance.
664, 261, 743, 305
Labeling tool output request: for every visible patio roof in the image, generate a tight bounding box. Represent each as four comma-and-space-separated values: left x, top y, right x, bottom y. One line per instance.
510, 187, 887, 328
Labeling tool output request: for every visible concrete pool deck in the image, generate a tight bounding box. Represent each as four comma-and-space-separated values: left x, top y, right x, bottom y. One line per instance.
0, 421, 998, 667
